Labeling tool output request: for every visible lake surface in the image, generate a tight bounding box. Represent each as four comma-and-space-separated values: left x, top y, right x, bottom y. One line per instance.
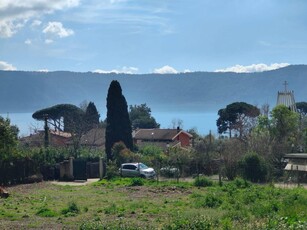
1, 112, 218, 137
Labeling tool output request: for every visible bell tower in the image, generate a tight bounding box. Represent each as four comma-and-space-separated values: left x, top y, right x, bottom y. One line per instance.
276, 81, 297, 112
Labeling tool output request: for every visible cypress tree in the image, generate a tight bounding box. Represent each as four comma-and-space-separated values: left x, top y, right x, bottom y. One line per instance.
105, 80, 133, 161
84, 102, 100, 131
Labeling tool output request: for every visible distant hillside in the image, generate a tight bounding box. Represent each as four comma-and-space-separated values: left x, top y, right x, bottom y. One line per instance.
0, 65, 307, 115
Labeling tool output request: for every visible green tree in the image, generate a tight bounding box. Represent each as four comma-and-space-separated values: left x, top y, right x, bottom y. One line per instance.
105, 80, 133, 161
0, 116, 18, 160
296, 102, 307, 117
129, 103, 160, 129
220, 139, 246, 180
217, 102, 260, 139
84, 102, 100, 131
270, 105, 299, 142
32, 104, 85, 132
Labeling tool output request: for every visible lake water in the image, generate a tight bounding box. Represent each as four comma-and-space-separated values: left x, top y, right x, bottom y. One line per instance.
1, 112, 218, 137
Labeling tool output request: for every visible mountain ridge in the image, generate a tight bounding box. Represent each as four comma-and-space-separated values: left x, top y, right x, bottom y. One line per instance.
1, 65, 306, 115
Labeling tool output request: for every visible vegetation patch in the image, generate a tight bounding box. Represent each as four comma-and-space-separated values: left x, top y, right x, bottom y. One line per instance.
194, 176, 214, 187
61, 201, 80, 217
36, 207, 57, 217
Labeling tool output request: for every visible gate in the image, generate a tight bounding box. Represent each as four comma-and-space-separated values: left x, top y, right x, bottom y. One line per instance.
73, 159, 87, 180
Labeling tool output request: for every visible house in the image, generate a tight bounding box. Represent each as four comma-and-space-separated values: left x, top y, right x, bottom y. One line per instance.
133, 128, 193, 150
19, 130, 72, 148
79, 128, 105, 150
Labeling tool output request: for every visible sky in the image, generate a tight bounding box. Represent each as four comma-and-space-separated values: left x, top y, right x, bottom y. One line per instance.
1, 0, 307, 74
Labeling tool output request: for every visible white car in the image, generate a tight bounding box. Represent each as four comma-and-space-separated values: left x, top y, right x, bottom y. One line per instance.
119, 163, 156, 179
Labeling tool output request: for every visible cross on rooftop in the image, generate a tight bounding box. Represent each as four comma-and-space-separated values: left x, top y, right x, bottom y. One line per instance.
283, 81, 288, 91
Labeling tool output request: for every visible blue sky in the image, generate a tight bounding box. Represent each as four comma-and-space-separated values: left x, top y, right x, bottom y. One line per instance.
1, 0, 307, 74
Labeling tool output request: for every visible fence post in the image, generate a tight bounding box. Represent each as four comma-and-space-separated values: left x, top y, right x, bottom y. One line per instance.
69, 157, 74, 180
99, 157, 104, 180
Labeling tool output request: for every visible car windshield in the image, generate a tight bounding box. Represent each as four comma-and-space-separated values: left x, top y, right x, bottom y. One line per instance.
139, 163, 148, 169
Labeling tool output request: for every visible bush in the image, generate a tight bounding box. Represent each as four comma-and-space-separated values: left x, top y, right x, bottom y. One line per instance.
233, 177, 251, 188
203, 193, 223, 208
239, 152, 267, 183
194, 176, 213, 187
130, 177, 144, 186
163, 215, 215, 229
105, 161, 120, 180
61, 201, 80, 216
36, 207, 57, 217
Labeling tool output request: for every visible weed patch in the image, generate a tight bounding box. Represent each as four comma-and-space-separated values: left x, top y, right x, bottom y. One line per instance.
36, 207, 57, 217
194, 176, 214, 187
61, 201, 80, 217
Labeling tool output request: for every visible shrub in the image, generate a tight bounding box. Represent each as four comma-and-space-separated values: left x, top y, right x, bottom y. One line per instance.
194, 176, 213, 187
61, 201, 80, 216
36, 207, 57, 217
203, 193, 223, 208
239, 152, 267, 183
105, 161, 120, 180
163, 215, 215, 229
130, 177, 144, 186
233, 177, 251, 188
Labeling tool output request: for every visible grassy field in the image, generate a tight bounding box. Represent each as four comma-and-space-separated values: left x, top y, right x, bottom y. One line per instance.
0, 177, 307, 229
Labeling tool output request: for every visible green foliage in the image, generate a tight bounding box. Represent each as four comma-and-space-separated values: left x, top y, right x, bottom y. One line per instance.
61, 201, 80, 216
265, 216, 307, 230
129, 103, 160, 129
194, 176, 214, 187
270, 105, 299, 141
130, 177, 144, 186
217, 102, 260, 138
112, 142, 139, 166
167, 148, 193, 177
232, 177, 251, 188
220, 139, 246, 180
32, 104, 85, 133
104, 203, 117, 215
1, 177, 307, 229
36, 207, 57, 217
105, 161, 120, 180
203, 193, 223, 208
296, 101, 307, 117
84, 102, 100, 131
163, 215, 215, 230
239, 152, 267, 182
106, 80, 133, 161
0, 116, 18, 160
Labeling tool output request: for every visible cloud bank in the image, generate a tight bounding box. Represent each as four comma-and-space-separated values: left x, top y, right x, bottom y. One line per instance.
153, 65, 178, 74
215, 63, 290, 73
0, 61, 17, 70
93, 66, 138, 74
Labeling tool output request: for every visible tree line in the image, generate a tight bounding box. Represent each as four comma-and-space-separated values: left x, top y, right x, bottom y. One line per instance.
1, 80, 307, 184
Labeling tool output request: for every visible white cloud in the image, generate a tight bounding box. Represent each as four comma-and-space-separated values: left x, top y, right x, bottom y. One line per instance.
43, 22, 74, 38
31, 20, 42, 27
153, 65, 178, 74
93, 66, 138, 74
45, 39, 54, 44
183, 69, 191, 73
215, 63, 290, 73
37, 69, 49, 72
0, 61, 17, 70
0, 0, 79, 38
25, 39, 32, 45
